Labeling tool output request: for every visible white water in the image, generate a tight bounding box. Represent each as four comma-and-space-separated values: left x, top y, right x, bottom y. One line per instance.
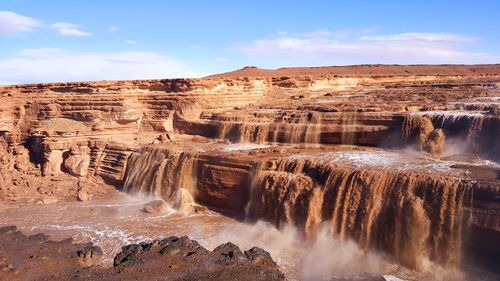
222, 143, 271, 151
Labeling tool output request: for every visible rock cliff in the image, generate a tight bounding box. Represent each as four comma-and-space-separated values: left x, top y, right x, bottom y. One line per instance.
1, 64, 499, 274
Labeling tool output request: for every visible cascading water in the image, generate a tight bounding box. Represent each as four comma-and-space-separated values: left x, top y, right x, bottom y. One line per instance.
341, 112, 357, 145
123, 146, 199, 204
403, 111, 499, 160
123, 143, 472, 271
117, 104, 500, 275
246, 157, 469, 270
215, 112, 322, 144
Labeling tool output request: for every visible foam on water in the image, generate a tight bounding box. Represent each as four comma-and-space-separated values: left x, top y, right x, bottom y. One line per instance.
409, 111, 484, 118
288, 150, 480, 176
383, 275, 407, 281
222, 143, 271, 151
476, 97, 500, 101
35, 224, 156, 263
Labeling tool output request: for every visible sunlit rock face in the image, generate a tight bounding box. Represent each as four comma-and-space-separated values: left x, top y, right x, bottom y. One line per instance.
1, 64, 499, 275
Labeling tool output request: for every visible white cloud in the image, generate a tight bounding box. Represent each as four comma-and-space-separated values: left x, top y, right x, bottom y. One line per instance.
0, 11, 40, 35
235, 30, 500, 65
108, 26, 118, 32
124, 40, 137, 45
51, 22, 92, 36
360, 32, 475, 42
302, 29, 351, 39
0, 48, 203, 84
17, 48, 73, 58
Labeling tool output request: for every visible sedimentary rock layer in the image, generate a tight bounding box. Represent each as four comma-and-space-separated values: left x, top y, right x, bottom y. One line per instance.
1, 65, 499, 272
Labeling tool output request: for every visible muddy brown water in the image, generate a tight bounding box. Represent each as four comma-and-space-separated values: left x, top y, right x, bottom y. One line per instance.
1, 193, 490, 281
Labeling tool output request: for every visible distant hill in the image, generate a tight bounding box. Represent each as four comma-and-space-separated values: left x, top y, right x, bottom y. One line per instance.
206, 64, 500, 78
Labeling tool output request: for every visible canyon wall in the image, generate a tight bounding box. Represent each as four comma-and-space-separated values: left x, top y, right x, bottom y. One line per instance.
1, 65, 499, 272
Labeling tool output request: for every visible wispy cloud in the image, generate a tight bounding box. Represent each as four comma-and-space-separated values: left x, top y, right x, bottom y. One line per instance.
108, 26, 118, 32
235, 29, 500, 65
51, 22, 92, 37
360, 32, 475, 42
0, 48, 203, 84
0, 11, 40, 35
124, 40, 137, 45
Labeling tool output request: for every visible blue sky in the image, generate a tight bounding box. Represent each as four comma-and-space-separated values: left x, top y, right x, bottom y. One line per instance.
1, 0, 499, 84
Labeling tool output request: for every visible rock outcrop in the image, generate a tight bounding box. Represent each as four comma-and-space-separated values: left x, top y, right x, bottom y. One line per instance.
64, 145, 91, 177
0, 226, 285, 281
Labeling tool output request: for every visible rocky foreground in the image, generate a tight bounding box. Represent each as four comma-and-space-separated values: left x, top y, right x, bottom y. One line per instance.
0, 226, 285, 281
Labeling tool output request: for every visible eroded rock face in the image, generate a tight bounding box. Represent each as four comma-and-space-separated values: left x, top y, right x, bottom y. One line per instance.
64, 145, 91, 177
0, 65, 499, 274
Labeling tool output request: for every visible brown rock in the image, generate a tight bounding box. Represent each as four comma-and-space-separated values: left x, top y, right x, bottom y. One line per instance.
43, 150, 64, 176
41, 197, 58, 205
157, 133, 171, 142
143, 199, 168, 214
64, 154, 90, 177
77, 189, 90, 202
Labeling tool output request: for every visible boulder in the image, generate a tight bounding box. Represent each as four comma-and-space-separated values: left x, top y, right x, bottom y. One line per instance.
213, 242, 246, 261
143, 199, 168, 214
77, 189, 90, 202
244, 246, 274, 264
64, 146, 90, 177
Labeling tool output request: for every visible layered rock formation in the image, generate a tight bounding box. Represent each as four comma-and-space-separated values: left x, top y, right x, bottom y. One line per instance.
1, 65, 499, 275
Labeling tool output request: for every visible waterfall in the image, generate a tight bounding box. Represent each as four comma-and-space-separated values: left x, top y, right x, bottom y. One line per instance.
246, 157, 469, 270
215, 112, 322, 144
122, 145, 472, 270
123, 146, 198, 202
403, 111, 487, 155
341, 113, 357, 145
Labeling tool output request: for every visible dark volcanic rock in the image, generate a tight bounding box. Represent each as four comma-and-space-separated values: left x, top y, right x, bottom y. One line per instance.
213, 242, 246, 261
77, 245, 103, 268
0, 225, 93, 280
0, 226, 286, 281
110, 236, 285, 280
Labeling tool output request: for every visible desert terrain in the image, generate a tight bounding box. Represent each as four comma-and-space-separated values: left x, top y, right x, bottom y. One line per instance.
0, 64, 499, 280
